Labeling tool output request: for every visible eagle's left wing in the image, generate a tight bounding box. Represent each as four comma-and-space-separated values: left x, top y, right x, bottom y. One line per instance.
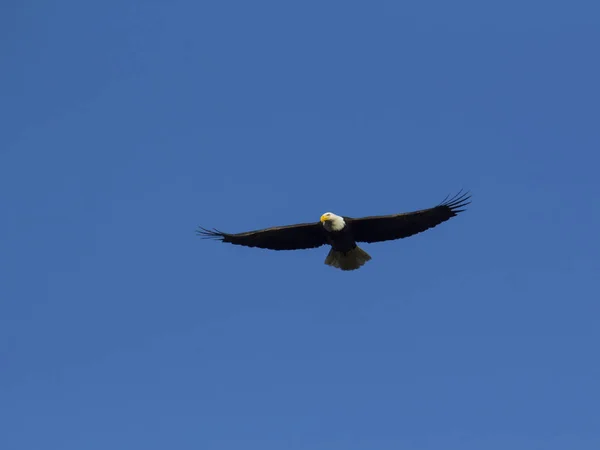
347, 191, 471, 244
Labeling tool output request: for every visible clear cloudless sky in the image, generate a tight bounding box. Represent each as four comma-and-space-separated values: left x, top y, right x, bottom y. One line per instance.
1, 1, 599, 449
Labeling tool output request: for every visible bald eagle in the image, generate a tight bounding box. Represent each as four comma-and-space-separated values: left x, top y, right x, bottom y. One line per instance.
197, 190, 471, 271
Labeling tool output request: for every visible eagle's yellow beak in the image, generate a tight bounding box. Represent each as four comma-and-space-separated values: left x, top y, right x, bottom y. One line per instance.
320, 214, 328, 223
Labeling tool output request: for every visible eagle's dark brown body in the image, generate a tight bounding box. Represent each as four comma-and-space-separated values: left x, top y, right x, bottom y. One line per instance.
324, 224, 357, 254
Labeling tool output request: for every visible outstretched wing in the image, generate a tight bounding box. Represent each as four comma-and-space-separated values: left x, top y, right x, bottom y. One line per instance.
196, 221, 327, 251
347, 190, 471, 244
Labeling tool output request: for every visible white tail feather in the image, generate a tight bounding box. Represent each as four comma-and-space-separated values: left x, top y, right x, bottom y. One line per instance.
324, 246, 372, 271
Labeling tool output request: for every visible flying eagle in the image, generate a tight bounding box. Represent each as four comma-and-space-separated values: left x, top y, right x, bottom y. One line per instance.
197, 190, 471, 271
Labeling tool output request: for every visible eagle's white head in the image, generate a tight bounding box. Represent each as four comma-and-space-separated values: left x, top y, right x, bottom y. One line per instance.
320, 212, 346, 232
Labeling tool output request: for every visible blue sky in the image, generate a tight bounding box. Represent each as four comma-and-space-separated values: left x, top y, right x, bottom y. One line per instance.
2, 1, 599, 449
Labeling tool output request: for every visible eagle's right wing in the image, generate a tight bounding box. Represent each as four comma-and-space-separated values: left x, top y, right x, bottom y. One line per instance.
197, 222, 327, 250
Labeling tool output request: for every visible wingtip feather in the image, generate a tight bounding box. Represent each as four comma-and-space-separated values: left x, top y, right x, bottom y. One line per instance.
196, 226, 226, 240
439, 189, 472, 213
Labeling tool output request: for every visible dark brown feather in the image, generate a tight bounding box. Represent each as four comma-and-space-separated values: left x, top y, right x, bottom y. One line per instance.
345, 190, 471, 244
196, 222, 327, 251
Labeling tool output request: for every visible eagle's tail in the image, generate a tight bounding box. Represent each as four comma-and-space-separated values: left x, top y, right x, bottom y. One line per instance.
324, 246, 371, 271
